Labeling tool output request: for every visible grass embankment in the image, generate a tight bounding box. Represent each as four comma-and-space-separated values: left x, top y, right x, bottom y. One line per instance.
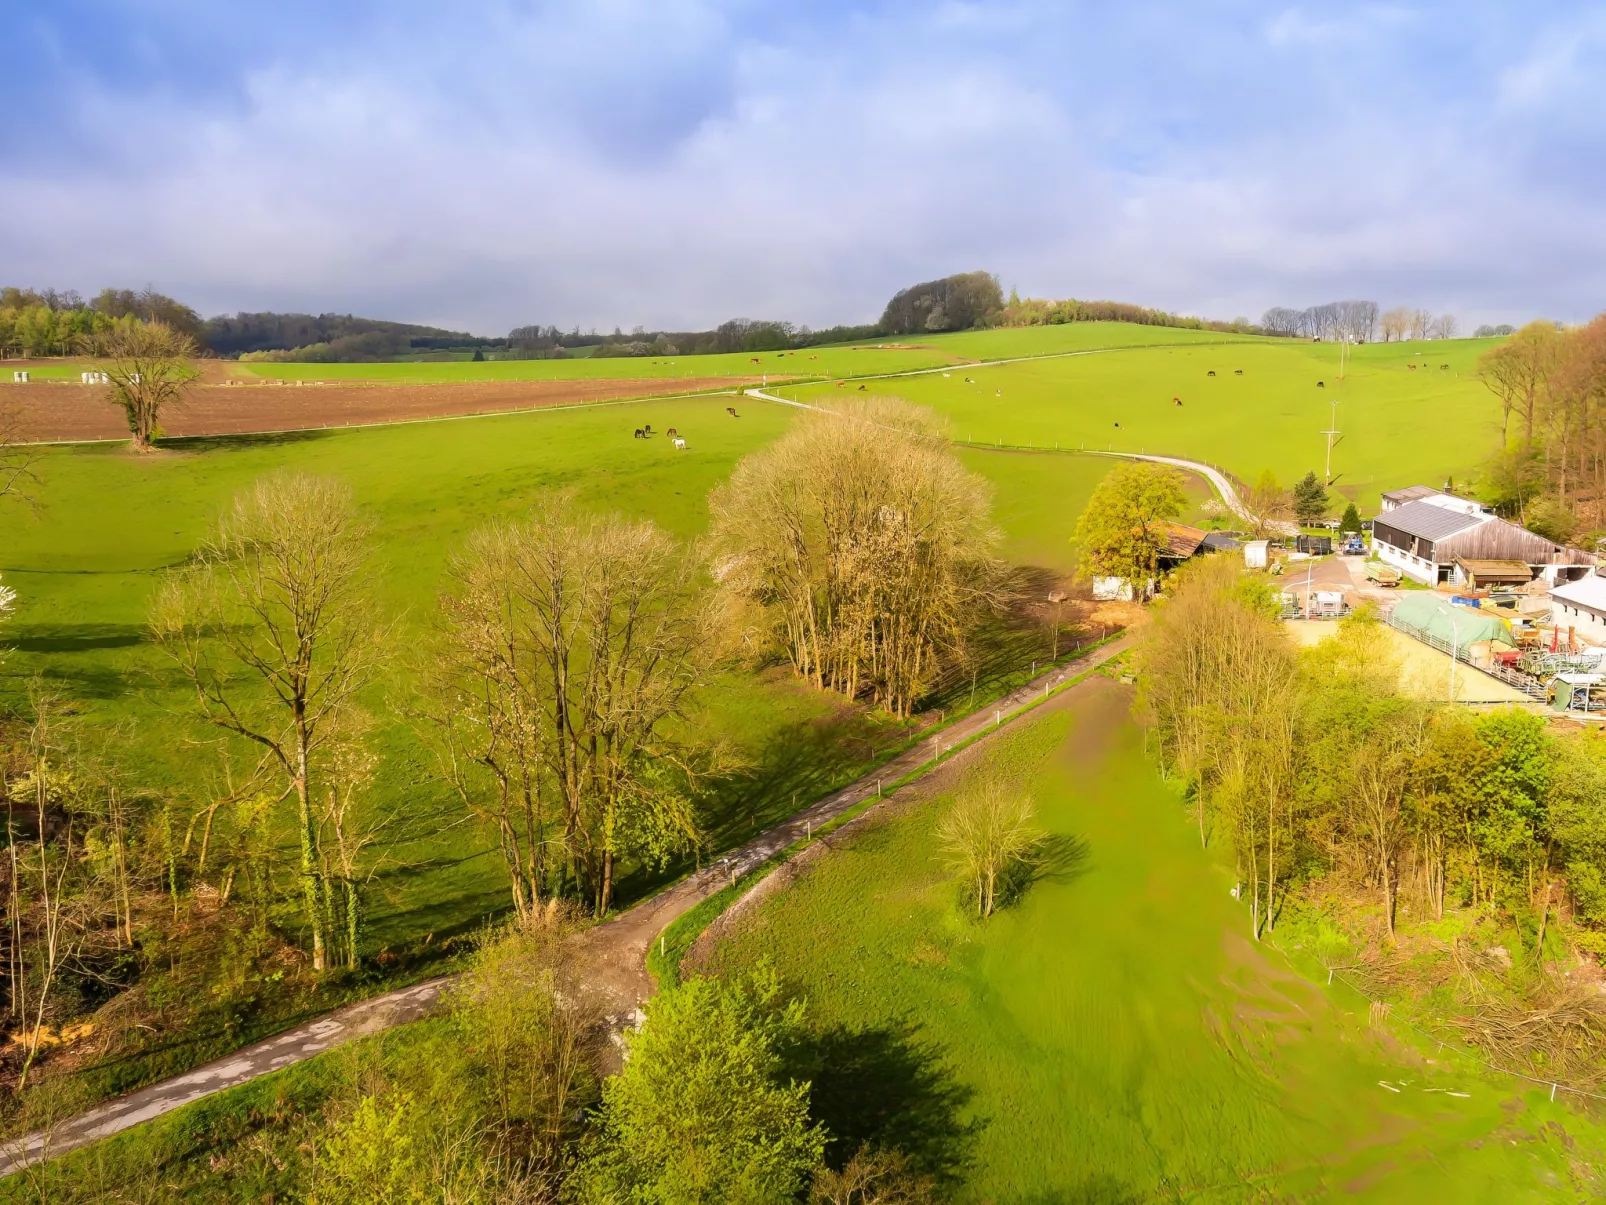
0, 395, 1121, 1116
698, 683, 1606, 1201
794, 336, 1503, 511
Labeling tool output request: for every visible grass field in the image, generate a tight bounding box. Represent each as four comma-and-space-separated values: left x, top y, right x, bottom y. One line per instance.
212, 322, 1249, 383
699, 680, 1606, 1202
790, 336, 1503, 511
0, 392, 1136, 1109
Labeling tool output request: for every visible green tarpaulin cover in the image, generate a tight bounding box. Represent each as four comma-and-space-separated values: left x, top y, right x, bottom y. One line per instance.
1390, 593, 1509, 647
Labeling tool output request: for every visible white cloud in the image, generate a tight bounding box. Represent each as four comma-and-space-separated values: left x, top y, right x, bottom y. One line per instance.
1, 2, 1603, 333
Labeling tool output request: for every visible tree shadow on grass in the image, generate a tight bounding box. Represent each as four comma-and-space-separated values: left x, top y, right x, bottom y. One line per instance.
791, 1021, 981, 1187
1007, 1180, 1145, 1205
164, 429, 336, 454
2, 622, 147, 655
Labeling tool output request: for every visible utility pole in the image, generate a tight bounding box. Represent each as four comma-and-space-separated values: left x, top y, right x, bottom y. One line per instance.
1321, 391, 1341, 483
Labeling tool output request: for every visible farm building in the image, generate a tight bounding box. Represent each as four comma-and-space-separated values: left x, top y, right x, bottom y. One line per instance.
1378, 484, 1484, 514
1369, 492, 1593, 587
1091, 523, 1209, 600
1549, 574, 1606, 647
1200, 532, 1242, 552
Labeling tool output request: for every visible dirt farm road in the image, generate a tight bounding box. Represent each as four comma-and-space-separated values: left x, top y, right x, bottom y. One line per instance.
0, 637, 1133, 1178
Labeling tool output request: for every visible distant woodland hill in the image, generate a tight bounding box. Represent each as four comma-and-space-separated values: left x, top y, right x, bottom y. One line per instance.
4, 273, 1488, 363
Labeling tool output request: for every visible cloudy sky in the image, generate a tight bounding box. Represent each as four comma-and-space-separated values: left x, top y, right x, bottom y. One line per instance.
4, 1, 1604, 334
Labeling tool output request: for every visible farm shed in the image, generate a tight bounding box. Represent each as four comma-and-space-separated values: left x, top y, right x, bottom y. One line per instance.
1370, 496, 1593, 587
1243, 539, 1269, 570
1454, 558, 1532, 589
1549, 574, 1606, 648
1200, 532, 1242, 552
1389, 593, 1509, 649
1091, 523, 1209, 601
1157, 523, 1207, 567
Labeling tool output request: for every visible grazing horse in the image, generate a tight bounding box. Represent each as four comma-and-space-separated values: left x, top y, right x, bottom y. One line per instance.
666, 427, 678, 437
749, 357, 761, 364
1440, 364, 1450, 370
1317, 381, 1325, 388
727, 406, 740, 416
643, 423, 653, 433
1175, 397, 1183, 405
673, 438, 687, 450
633, 428, 644, 439
1207, 370, 1216, 376
1114, 421, 1121, 428
1234, 369, 1243, 375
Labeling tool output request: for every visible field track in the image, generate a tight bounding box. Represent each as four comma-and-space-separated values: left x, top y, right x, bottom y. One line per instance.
0, 637, 1132, 1178
0, 377, 765, 443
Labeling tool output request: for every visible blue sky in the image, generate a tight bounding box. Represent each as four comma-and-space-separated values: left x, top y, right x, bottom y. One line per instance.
3, 1, 1604, 334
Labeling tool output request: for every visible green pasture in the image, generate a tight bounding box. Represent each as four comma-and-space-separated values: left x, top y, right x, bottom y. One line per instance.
793, 337, 1504, 511
226, 322, 1247, 383
0, 394, 1128, 1104
701, 682, 1606, 1202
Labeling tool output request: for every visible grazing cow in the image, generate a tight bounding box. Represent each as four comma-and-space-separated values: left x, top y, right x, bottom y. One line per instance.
858, 384, 867, 391
1440, 364, 1450, 370
666, 427, 678, 437
1407, 363, 1417, 370
1175, 398, 1183, 406
727, 407, 740, 416
673, 438, 687, 450
634, 429, 644, 439
1234, 369, 1243, 375
1317, 381, 1325, 388
1114, 422, 1121, 428
749, 357, 761, 365
1207, 370, 1216, 377
965, 377, 973, 383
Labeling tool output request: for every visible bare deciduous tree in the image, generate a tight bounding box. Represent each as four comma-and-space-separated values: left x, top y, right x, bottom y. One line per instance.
709, 399, 1003, 719
102, 320, 200, 451
1478, 320, 1561, 446
937, 775, 1043, 918
435, 497, 711, 917
811, 1146, 936, 1205
151, 472, 385, 971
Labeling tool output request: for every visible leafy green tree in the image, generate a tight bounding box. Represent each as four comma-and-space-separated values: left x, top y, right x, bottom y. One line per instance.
1338, 502, 1362, 535
1548, 739, 1606, 928
1292, 471, 1329, 525
1072, 462, 1186, 599
571, 969, 826, 1205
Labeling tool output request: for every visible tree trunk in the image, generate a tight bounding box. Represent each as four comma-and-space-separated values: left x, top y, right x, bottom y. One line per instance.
296, 759, 327, 973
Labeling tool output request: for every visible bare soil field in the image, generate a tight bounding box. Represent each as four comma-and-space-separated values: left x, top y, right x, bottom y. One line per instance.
0, 377, 759, 443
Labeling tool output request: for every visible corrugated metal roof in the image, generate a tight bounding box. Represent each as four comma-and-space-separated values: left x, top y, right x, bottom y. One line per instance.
1382, 485, 1442, 504
1375, 499, 1485, 540
1551, 574, 1606, 615
1159, 523, 1206, 558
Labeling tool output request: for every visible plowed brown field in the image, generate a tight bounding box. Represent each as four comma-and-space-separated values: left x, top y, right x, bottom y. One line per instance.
1, 377, 758, 443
